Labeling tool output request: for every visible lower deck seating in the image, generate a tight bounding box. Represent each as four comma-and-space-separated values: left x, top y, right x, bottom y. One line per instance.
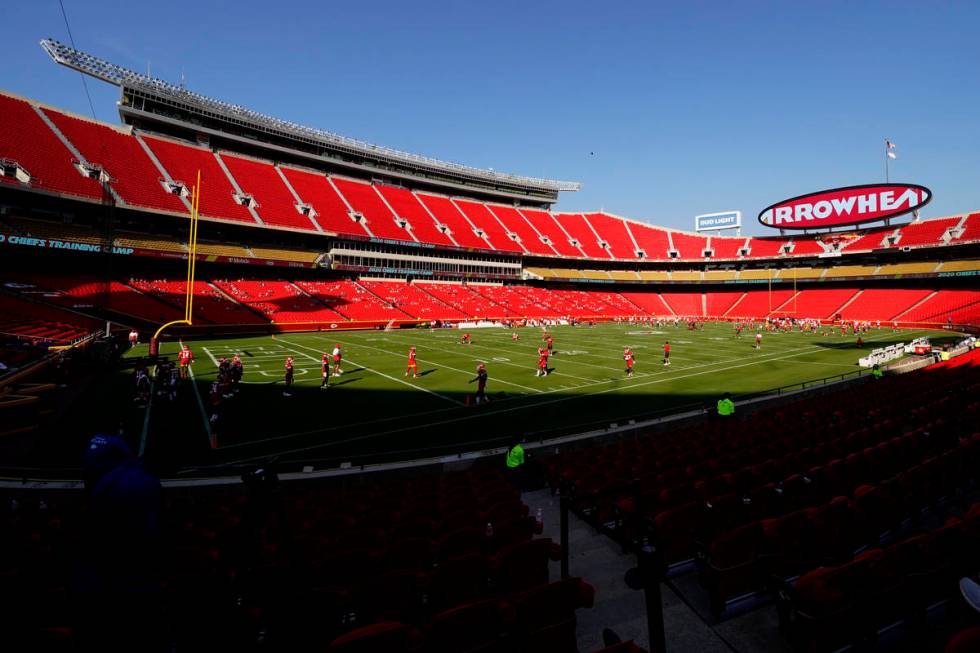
898, 290, 980, 325
127, 279, 260, 324
0, 292, 100, 344
415, 283, 506, 319
470, 285, 554, 318
544, 289, 634, 318
35, 277, 185, 322
777, 288, 859, 318
838, 289, 933, 321
0, 317, 90, 344
213, 279, 346, 323
295, 280, 413, 321
4, 273, 975, 327
357, 279, 468, 320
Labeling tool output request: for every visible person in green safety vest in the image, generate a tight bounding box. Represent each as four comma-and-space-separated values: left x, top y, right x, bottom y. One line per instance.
506, 440, 525, 469
505, 437, 528, 489
716, 393, 735, 417
872, 364, 883, 379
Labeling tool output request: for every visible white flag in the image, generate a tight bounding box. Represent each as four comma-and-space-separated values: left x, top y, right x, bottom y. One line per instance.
886, 140, 897, 149
887, 151, 897, 159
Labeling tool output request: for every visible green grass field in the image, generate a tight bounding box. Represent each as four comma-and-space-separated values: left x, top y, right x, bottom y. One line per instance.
103, 322, 958, 474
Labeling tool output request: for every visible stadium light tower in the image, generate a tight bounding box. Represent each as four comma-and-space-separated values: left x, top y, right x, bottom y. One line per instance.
38, 39, 581, 195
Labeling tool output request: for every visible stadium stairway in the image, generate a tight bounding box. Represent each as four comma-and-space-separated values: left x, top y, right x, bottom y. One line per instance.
522, 487, 786, 652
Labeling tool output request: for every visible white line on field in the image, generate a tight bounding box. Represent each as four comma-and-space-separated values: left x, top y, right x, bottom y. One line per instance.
399, 330, 629, 372
308, 334, 545, 393
277, 337, 464, 406
176, 340, 213, 447
208, 327, 937, 457
201, 346, 220, 366
222, 340, 878, 464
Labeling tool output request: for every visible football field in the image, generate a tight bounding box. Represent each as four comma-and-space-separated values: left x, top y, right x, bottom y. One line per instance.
117, 322, 956, 472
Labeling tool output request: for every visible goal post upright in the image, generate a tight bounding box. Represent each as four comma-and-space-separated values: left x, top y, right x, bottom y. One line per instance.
152, 170, 202, 348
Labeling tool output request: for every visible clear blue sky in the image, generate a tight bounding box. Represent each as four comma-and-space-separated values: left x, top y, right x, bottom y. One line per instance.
2, 1, 978, 234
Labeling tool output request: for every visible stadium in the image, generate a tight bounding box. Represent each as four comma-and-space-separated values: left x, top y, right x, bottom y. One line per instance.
1, 7, 979, 653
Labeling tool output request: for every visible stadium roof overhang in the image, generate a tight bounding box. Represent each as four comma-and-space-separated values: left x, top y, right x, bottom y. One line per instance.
40, 39, 581, 206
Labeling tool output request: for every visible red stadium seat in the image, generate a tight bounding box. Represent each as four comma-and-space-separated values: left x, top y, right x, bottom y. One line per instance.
0, 94, 103, 200
42, 108, 187, 213
425, 599, 512, 653
375, 184, 455, 247
279, 166, 372, 237
327, 621, 424, 653
492, 538, 561, 593
220, 154, 318, 231
554, 213, 609, 259
143, 136, 257, 224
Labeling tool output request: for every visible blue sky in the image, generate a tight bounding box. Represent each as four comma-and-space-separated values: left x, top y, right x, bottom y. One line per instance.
2, 1, 978, 234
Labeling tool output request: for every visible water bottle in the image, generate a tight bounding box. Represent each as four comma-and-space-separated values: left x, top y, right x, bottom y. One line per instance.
485, 522, 493, 538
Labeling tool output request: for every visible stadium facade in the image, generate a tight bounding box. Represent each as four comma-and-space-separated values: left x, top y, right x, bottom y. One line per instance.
0, 40, 977, 338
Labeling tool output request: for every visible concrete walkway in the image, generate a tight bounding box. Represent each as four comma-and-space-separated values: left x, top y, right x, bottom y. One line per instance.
522, 488, 790, 653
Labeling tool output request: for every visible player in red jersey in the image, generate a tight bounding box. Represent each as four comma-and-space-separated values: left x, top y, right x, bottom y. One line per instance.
624, 347, 635, 377
283, 356, 294, 397
755, 332, 763, 349
511, 331, 519, 342
546, 335, 554, 356
460, 333, 472, 345
331, 343, 343, 377
405, 346, 418, 378
662, 341, 671, 366
469, 362, 489, 404
177, 344, 194, 379
536, 347, 550, 377
320, 352, 330, 389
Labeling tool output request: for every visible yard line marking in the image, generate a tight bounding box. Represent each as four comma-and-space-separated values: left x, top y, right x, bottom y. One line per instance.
221, 340, 878, 464
361, 331, 597, 382
520, 326, 919, 397
469, 328, 803, 367
278, 337, 464, 406
308, 335, 545, 394
211, 326, 933, 457
186, 357, 214, 447
411, 333, 628, 373
201, 346, 220, 366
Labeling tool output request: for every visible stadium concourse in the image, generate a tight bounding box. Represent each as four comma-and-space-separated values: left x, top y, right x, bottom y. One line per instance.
1, 48, 980, 652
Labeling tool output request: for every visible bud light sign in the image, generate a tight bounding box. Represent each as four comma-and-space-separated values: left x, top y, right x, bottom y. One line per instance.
695, 211, 741, 232
759, 183, 931, 230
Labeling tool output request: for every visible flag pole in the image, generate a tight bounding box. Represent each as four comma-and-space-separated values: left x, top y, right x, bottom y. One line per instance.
884, 138, 889, 183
